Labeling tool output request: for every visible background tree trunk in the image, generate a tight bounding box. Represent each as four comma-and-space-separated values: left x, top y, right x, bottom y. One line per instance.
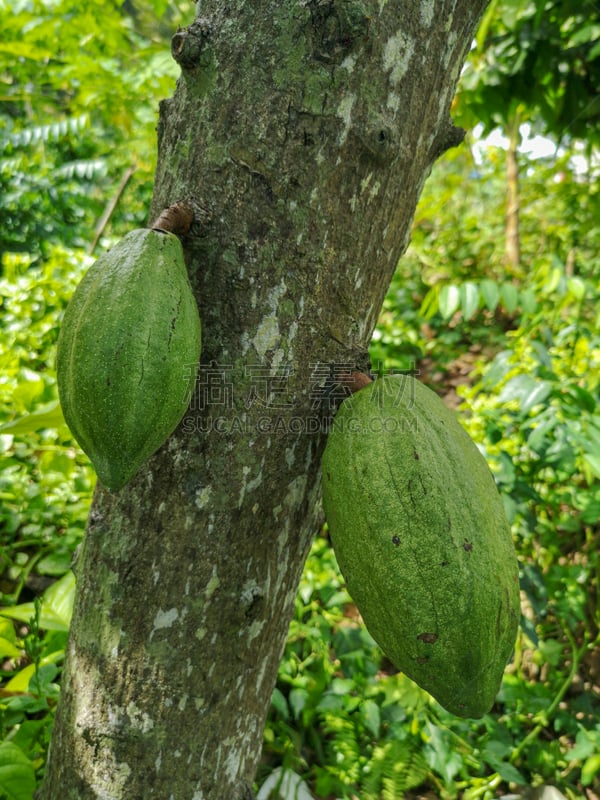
505, 111, 521, 272
39, 2, 488, 798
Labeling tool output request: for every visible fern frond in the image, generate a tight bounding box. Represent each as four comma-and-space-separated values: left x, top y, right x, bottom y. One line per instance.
55, 158, 107, 180
0, 155, 25, 174
3, 114, 90, 150
319, 709, 362, 786
362, 739, 430, 800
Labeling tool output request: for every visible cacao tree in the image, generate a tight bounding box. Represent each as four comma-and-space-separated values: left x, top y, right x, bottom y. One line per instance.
39, 2, 490, 798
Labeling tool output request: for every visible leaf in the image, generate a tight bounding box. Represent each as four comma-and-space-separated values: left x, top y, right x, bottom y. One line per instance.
28, 663, 60, 695
5, 655, 64, 694
361, 699, 381, 737
581, 753, 600, 786
480, 279, 500, 312
330, 677, 355, 695
0, 401, 66, 435
563, 386, 596, 414
424, 723, 463, 785
316, 693, 345, 712
544, 266, 563, 295
500, 282, 520, 314
256, 767, 313, 800
582, 498, 600, 524
4, 665, 36, 694
438, 284, 460, 320
325, 589, 351, 608
483, 742, 527, 785
520, 381, 553, 414
475, 0, 500, 51
0, 742, 36, 800
0, 636, 21, 659
0, 572, 75, 632
0, 41, 53, 60
531, 340, 553, 368
459, 281, 480, 320
288, 688, 307, 719
566, 276, 586, 301
10, 368, 45, 412
270, 688, 289, 719
8, 115, 89, 149
526, 411, 558, 452
11, 718, 49, 756
494, 760, 527, 785
0, 618, 17, 643
583, 453, 600, 479
496, 450, 516, 486
590, 40, 600, 60
37, 551, 74, 576
519, 287, 538, 314
519, 615, 539, 647
148, 0, 171, 15
569, 727, 598, 762
419, 285, 439, 320
481, 350, 513, 389
497, 374, 538, 405
56, 158, 107, 180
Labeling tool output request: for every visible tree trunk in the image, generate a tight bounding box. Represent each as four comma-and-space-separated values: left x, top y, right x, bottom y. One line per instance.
505, 112, 521, 272
39, 2, 488, 798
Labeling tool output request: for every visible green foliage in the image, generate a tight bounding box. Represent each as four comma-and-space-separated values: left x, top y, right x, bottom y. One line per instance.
1, 0, 600, 798
0, 249, 95, 606
0, 0, 190, 261
372, 141, 600, 374
0, 575, 74, 794
0, 742, 36, 800
457, 0, 600, 141
0, 248, 91, 792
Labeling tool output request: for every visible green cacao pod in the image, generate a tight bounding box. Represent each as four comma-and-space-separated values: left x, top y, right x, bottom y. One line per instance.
57, 229, 201, 492
321, 375, 519, 718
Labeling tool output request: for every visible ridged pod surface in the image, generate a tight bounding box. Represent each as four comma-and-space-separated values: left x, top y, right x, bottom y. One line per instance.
57, 229, 201, 491
321, 375, 520, 717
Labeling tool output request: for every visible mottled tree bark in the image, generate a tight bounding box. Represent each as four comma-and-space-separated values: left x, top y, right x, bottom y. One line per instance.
39, 2, 488, 798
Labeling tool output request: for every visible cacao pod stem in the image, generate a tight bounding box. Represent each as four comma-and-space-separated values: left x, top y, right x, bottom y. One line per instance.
337, 371, 373, 395
151, 201, 194, 237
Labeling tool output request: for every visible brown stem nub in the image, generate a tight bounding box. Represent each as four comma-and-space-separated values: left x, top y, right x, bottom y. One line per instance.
337, 371, 373, 395
151, 202, 194, 237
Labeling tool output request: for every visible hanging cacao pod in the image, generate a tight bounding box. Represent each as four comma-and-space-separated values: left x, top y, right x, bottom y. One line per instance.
321, 374, 520, 717
57, 228, 201, 491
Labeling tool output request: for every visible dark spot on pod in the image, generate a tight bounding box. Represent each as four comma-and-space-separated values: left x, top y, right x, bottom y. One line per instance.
463, 540, 473, 551
413, 448, 419, 460
392, 535, 401, 546
417, 632, 438, 644
417, 656, 429, 665
326, 472, 331, 481
440, 560, 449, 567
